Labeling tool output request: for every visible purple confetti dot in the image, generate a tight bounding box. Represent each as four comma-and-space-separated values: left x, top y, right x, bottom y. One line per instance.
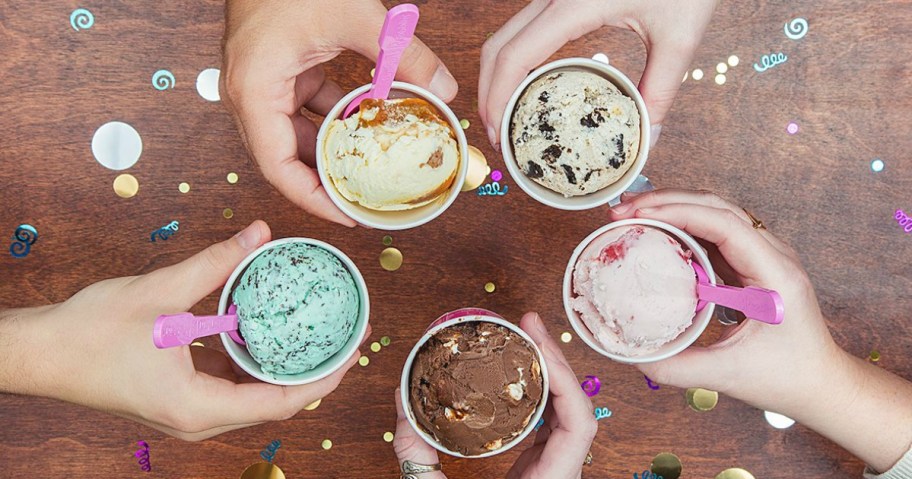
491, 170, 503, 182
786, 122, 799, 135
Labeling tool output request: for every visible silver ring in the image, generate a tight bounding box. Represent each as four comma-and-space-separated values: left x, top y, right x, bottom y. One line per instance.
401, 460, 441, 478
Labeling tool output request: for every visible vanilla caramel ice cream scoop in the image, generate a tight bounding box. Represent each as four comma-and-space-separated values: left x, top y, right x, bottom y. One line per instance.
409, 322, 543, 456
323, 98, 460, 211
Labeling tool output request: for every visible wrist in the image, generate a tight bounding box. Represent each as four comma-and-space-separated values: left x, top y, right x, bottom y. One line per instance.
0, 305, 60, 397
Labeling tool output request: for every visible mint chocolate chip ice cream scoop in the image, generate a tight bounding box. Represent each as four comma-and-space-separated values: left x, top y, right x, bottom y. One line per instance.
232, 242, 359, 376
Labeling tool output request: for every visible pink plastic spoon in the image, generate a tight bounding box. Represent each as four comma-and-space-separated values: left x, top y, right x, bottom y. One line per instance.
153, 304, 245, 348
693, 262, 784, 324
341, 4, 419, 118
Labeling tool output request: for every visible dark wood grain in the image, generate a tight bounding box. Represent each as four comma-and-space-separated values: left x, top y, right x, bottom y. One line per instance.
1, 0, 911, 478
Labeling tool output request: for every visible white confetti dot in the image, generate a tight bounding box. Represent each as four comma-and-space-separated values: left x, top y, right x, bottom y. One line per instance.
92, 121, 143, 171
871, 159, 885, 172
728, 55, 740, 67
715, 74, 727, 85
716, 62, 728, 74
592, 53, 609, 64
692, 69, 704, 81
196, 68, 221, 102
764, 411, 796, 429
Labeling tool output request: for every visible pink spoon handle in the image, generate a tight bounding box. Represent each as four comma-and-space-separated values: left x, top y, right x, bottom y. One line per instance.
153, 312, 239, 348
342, 4, 419, 118
371, 4, 419, 100
696, 283, 784, 324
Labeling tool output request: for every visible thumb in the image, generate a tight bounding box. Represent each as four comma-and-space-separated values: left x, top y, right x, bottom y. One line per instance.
141, 221, 272, 311
638, 40, 698, 145
394, 389, 447, 478
637, 345, 728, 392
345, 6, 458, 102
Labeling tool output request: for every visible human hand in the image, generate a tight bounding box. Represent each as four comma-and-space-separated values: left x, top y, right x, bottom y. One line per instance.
479, 0, 718, 148
221, 0, 458, 226
0, 221, 368, 440
607, 189, 843, 414
392, 313, 597, 479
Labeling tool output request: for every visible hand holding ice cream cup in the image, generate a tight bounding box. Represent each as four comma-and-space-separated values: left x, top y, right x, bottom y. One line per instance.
501, 58, 651, 210
564, 212, 785, 364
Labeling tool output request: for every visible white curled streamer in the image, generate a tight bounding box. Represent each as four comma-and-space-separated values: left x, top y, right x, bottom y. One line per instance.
784, 18, 808, 40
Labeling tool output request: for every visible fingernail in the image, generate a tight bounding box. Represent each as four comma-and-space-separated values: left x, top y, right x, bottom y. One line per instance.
637, 207, 656, 216
429, 66, 458, 101
234, 223, 261, 250
533, 313, 548, 335
649, 124, 662, 149
487, 125, 498, 149
611, 203, 632, 214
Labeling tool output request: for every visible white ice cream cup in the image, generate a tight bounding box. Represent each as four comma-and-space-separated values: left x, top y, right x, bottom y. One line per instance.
400, 308, 550, 458
316, 82, 469, 230
218, 238, 370, 386
500, 57, 651, 210
563, 219, 716, 363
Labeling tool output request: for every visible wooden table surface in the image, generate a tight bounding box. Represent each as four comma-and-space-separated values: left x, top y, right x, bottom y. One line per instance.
1, 0, 910, 477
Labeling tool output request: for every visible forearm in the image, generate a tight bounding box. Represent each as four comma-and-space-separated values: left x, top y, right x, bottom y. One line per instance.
0, 306, 58, 397
782, 348, 912, 473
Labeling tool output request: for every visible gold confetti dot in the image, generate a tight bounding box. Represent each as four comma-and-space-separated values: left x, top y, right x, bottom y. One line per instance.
240, 462, 286, 479
459, 119, 470, 130
190, 342, 204, 347
869, 350, 881, 362
461, 145, 490, 192
727, 55, 740, 67
651, 452, 683, 479
178, 182, 190, 193
486, 32, 494, 39
382, 235, 393, 246
223, 208, 234, 219
560, 332, 572, 343
359, 356, 370, 367
716, 62, 728, 74
715, 74, 727, 85
715, 468, 755, 479
484, 282, 496, 293
370, 342, 381, 353
686, 387, 719, 412
227, 172, 239, 184
113, 174, 139, 198
383, 432, 394, 443
303, 399, 322, 411
682, 72, 687, 82
370, 68, 375, 78
321, 439, 332, 450
380, 336, 391, 347
379, 247, 403, 271
692, 69, 704, 81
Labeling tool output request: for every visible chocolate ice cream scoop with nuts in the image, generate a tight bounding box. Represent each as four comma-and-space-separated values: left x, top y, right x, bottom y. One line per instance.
408, 322, 543, 456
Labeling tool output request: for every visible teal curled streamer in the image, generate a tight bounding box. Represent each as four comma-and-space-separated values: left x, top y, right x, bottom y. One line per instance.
70, 8, 94, 31
152, 70, 176, 91
477, 182, 508, 196
753, 52, 788, 72
10, 225, 38, 258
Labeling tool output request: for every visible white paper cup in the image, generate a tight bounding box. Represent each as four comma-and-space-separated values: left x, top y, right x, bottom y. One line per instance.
500, 58, 651, 210
218, 238, 370, 386
400, 308, 550, 458
316, 82, 469, 230
563, 219, 716, 363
